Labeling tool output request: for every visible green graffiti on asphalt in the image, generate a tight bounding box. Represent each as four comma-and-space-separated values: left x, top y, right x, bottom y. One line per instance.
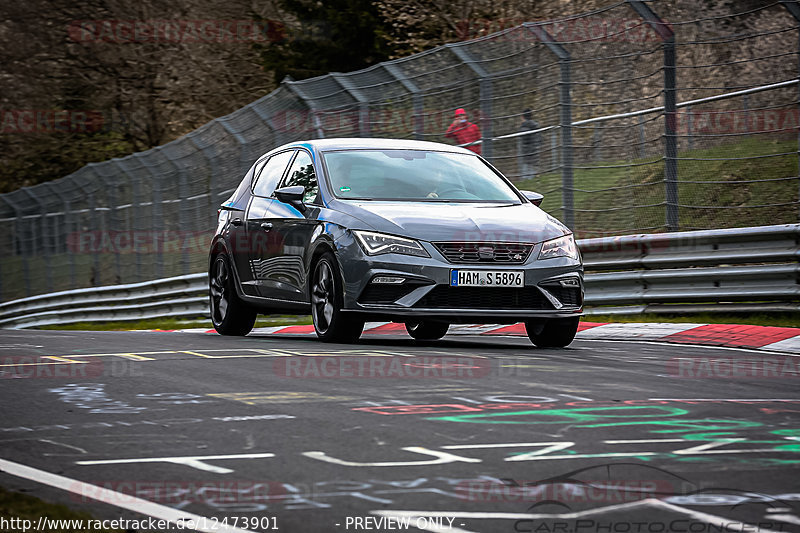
428, 405, 762, 432
429, 405, 688, 424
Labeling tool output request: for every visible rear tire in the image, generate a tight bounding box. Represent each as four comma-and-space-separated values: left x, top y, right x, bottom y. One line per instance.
525, 317, 580, 347
311, 253, 364, 343
210, 254, 257, 336
405, 321, 450, 340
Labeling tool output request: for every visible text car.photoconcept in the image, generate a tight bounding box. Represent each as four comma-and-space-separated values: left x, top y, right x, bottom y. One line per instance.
209, 138, 583, 346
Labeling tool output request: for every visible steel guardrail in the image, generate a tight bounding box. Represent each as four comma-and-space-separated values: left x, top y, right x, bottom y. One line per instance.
1, 224, 797, 328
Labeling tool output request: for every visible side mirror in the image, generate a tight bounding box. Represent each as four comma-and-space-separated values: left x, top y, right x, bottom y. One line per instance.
275, 185, 307, 213
521, 190, 544, 207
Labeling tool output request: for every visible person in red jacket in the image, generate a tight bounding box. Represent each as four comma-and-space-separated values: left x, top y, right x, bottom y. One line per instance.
445, 108, 482, 154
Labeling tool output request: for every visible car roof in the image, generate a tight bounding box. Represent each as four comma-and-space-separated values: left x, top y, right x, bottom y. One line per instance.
266, 138, 477, 156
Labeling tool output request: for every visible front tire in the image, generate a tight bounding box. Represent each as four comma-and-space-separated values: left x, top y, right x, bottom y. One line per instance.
311, 253, 364, 343
210, 254, 257, 336
405, 321, 449, 340
525, 317, 580, 347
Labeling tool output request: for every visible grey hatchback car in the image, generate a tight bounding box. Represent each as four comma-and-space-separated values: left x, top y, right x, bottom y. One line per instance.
209, 138, 583, 346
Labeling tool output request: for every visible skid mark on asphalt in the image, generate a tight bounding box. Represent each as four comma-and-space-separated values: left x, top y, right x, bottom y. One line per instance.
208, 391, 361, 405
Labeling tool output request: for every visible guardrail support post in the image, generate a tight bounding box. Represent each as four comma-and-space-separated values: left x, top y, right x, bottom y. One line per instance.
627, 0, 678, 231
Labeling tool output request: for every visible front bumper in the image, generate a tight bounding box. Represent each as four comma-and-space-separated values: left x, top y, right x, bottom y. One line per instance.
336, 234, 583, 323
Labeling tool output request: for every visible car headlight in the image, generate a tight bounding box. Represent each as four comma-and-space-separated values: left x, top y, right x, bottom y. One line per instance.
353, 230, 429, 257
538, 234, 579, 260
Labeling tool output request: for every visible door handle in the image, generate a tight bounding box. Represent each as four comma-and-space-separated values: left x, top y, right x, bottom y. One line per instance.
231, 218, 243, 227
260, 222, 273, 231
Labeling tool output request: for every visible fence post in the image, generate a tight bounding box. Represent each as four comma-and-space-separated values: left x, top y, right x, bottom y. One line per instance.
43, 183, 76, 289
102, 173, 122, 283
448, 44, 493, 161
637, 115, 647, 159
627, 0, 678, 231
112, 159, 142, 282
283, 77, 326, 139
382, 63, 425, 140
592, 123, 604, 162
742, 94, 750, 135
526, 23, 573, 229
20, 188, 53, 293
132, 153, 163, 280
249, 101, 284, 148
0, 196, 30, 297
332, 74, 371, 137
779, 1, 800, 221
686, 106, 694, 151
201, 120, 245, 225
66, 176, 102, 287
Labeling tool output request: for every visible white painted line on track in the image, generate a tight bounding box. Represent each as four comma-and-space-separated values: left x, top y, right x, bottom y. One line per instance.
76, 452, 276, 474
0, 457, 257, 533
648, 398, 800, 402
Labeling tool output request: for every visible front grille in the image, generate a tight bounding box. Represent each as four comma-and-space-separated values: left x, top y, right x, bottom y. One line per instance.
358, 283, 421, 305
434, 242, 534, 264
414, 286, 552, 310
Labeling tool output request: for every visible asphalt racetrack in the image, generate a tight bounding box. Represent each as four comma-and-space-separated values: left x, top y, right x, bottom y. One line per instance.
0, 329, 799, 533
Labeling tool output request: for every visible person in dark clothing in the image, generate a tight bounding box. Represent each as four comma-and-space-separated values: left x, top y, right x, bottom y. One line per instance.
518, 108, 540, 180
445, 108, 482, 154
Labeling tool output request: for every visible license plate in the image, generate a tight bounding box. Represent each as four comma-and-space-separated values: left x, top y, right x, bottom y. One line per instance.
450, 270, 524, 287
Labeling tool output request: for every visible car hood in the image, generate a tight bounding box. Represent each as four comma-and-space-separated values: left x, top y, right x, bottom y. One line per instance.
335, 201, 571, 243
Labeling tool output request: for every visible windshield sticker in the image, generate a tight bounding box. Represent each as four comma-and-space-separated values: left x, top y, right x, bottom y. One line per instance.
339, 186, 351, 192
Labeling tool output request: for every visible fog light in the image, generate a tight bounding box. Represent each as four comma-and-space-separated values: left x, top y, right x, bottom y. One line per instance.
559, 278, 580, 287
372, 276, 405, 284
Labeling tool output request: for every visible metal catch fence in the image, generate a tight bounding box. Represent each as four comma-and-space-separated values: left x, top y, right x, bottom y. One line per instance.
0, 1, 798, 302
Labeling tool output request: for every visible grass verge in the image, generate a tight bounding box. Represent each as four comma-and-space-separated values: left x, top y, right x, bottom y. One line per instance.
517, 137, 799, 235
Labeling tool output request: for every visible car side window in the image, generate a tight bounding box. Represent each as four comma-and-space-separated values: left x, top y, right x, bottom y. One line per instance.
252, 150, 295, 197
280, 150, 319, 204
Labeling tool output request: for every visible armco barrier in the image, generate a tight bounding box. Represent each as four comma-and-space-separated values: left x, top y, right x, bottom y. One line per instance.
0, 224, 797, 328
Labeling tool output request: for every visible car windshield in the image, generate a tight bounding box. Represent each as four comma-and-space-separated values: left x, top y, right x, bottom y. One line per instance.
322, 149, 522, 203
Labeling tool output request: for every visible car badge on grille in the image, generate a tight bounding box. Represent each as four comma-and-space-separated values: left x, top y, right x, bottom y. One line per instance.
478, 246, 494, 260
513, 253, 522, 261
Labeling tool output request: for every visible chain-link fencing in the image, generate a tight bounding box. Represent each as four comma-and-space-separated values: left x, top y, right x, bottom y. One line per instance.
0, 0, 798, 301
